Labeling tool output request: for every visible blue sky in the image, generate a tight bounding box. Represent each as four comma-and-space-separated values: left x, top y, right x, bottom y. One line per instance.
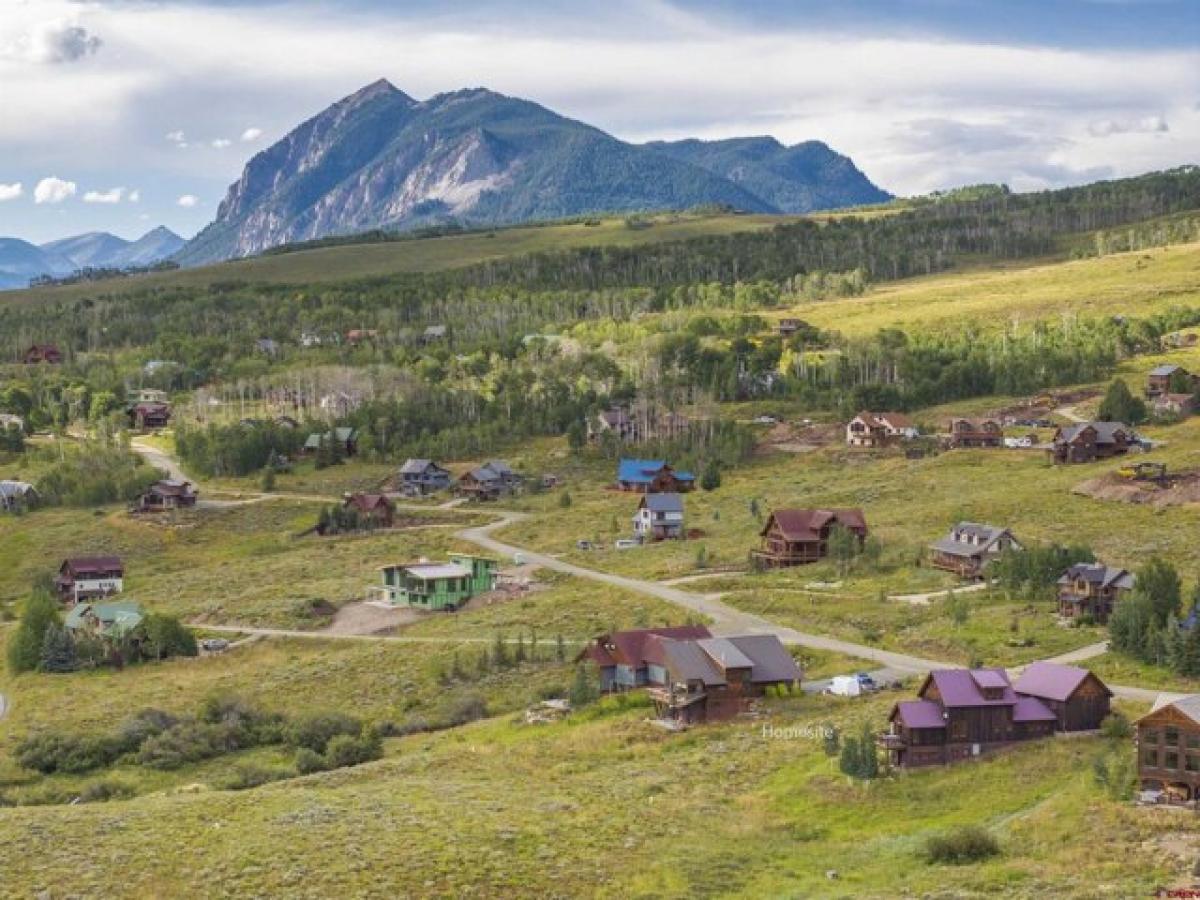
0, 0, 1196, 243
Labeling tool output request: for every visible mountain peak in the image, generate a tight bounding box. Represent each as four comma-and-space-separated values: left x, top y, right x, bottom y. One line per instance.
343, 78, 409, 106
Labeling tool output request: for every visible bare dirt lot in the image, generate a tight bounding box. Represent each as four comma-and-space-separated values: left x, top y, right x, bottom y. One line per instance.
1074, 470, 1200, 508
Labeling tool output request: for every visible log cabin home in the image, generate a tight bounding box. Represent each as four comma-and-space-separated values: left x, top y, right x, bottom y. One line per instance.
1135, 695, 1200, 803
136, 480, 198, 512
578, 627, 801, 725
946, 417, 1003, 449
55, 556, 125, 603
1056, 562, 1135, 623
342, 493, 395, 527
128, 402, 172, 430
929, 522, 1021, 579
1048, 421, 1132, 464
1012, 661, 1112, 732
633, 492, 685, 541
22, 343, 62, 365
398, 458, 452, 495
845, 411, 917, 448
615, 459, 695, 493
880, 667, 1071, 768
751, 508, 868, 568
1147, 364, 1194, 398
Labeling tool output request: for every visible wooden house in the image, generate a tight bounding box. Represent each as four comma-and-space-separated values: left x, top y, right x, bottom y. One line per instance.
457, 461, 520, 501
946, 417, 1003, 449
1048, 421, 1132, 464
372, 554, 497, 610
55, 556, 124, 603
1135, 695, 1200, 802
881, 668, 1061, 768
579, 627, 801, 725
929, 522, 1021, 579
136, 480, 198, 512
1056, 562, 1134, 623
615, 459, 695, 493
846, 411, 917, 448
398, 458, 452, 495
589, 408, 639, 443
1147, 364, 1194, 398
1012, 661, 1112, 732
0, 480, 37, 512
751, 508, 868, 568
345, 329, 378, 345
342, 493, 394, 527
778, 318, 808, 337
22, 344, 62, 365
578, 626, 713, 692
1153, 393, 1194, 418
130, 388, 169, 405
64, 600, 145, 643
421, 325, 448, 344
633, 492, 685, 541
645, 634, 803, 724
128, 402, 171, 430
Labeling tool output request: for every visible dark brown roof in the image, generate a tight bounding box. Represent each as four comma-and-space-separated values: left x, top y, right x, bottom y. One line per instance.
579, 625, 712, 667
61, 556, 123, 576
344, 493, 392, 512
761, 508, 868, 541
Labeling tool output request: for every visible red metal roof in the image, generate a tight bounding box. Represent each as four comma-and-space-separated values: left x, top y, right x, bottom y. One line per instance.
1013, 661, 1109, 703
892, 699, 947, 729
61, 556, 123, 575
1012, 696, 1057, 722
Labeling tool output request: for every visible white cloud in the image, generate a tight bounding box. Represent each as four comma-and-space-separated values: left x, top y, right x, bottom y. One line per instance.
176, 194, 199, 208
166, 130, 188, 148
1088, 115, 1170, 137
33, 176, 76, 204
211, 138, 232, 148
240, 127, 264, 142
83, 187, 125, 204
0, 183, 22, 202
3, 19, 102, 65
127, 189, 141, 203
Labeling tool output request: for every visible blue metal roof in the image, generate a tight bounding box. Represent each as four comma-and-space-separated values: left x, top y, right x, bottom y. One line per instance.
617, 459, 694, 484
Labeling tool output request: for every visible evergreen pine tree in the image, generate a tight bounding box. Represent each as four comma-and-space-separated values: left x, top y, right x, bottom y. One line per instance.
7, 587, 61, 674
40, 623, 77, 673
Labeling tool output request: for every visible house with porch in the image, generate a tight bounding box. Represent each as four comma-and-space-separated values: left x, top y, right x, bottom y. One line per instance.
1147, 364, 1194, 398
55, 557, 125, 603
372, 554, 498, 610
457, 461, 521, 501
578, 626, 801, 724
615, 459, 695, 493
1135, 695, 1200, 803
136, 480, 198, 512
1048, 421, 1132, 464
751, 508, 868, 568
1056, 562, 1135, 623
929, 522, 1021, 579
398, 458, 452, 495
946, 417, 1003, 449
633, 492, 685, 541
846, 411, 917, 448
880, 667, 1070, 768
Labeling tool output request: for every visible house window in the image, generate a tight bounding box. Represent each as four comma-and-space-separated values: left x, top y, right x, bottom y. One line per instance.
1166, 726, 1181, 745
1143, 728, 1160, 745
1187, 755, 1200, 773
1143, 747, 1160, 766
1187, 733, 1200, 750
1165, 751, 1180, 771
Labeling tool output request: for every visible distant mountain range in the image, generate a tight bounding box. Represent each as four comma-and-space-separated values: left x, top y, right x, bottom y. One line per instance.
177, 80, 891, 265
0, 227, 184, 290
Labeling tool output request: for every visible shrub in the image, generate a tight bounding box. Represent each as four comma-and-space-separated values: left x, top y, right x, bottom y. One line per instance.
295, 747, 330, 775
923, 827, 1000, 865
15, 731, 126, 775
141, 614, 198, 660
7, 588, 61, 674
324, 731, 383, 769
135, 720, 236, 770
218, 763, 290, 791
443, 694, 490, 728
77, 779, 135, 803
1100, 711, 1133, 740
287, 712, 364, 753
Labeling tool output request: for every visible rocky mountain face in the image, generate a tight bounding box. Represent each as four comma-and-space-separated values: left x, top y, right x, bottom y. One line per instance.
179, 79, 892, 265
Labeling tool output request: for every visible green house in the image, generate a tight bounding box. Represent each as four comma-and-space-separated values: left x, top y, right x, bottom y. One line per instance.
374, 554, 498, 610
64, 600, 145, 641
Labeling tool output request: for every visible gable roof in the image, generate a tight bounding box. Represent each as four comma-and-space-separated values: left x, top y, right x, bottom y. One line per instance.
923, 668, 1017, 707
852, 410, 912, 429
400, 458, 446, 475
716, 634, 804, 683
1012, 695, 1058, 722
657, 638, 727, 686
1140, 694, 1200, 726
892, 699, 946, 729
345, 493, 391, 512
761, 508, 868, 541
617, 458, 695, 484
930, 522, 1013, 557
581, 625, 712, 668
1057, 563, 1134, 590
1013, 661, 1111, 703
1150, 364, 1184, 377
61, 556, 123, 575
65, 600, 144, 636
1056, 421, 1129, 445
640, 493, 684, 514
